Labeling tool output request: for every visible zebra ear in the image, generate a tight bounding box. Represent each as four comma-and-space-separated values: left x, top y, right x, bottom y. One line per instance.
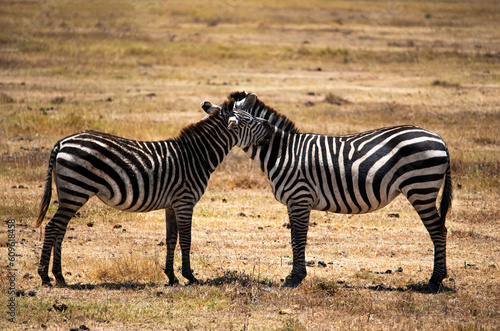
201, 101, 221, 114
241, 93, 257, 110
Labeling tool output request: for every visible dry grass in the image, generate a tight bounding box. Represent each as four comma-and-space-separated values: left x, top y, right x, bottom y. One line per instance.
1, 0, 499, 330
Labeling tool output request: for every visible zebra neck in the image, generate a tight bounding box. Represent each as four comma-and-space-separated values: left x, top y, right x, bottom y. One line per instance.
175, 118, 234, 172
248, 104, 299, 133
245, 129, 286, 175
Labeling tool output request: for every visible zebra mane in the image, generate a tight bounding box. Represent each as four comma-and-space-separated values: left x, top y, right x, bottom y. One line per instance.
174, 99, 234, 143
228, 91, 300, 134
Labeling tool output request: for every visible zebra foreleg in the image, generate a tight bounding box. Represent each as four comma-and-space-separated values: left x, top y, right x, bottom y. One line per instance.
164, 207, 179, 286
175, 204, 199, 285
282, 205, 311, 288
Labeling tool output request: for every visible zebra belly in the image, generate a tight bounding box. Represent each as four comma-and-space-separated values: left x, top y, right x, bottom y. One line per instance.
314, 190, 401, 214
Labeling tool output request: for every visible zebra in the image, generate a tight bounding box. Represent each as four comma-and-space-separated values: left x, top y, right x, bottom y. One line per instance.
202, 91, 452, 292
35, 99, 273, 287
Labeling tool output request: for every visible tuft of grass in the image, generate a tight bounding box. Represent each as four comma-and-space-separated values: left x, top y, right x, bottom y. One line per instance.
86, 250, 166, 284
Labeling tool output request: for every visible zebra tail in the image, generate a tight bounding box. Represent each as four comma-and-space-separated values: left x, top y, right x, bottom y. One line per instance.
35, 144, 59, 228
439, 152, 453, 236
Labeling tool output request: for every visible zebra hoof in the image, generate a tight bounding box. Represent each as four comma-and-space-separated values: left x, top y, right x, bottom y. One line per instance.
282, 275, 304, 288
41, 281, 53, 287
166, 277, 180, 286
55, 279, 67, 287
55, 275, 67, 287
186, 277, 199, 286
423, 281, 441, 294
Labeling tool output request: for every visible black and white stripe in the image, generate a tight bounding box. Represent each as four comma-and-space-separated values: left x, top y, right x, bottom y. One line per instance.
203, 92, 452, 292
35, 100, 272, 286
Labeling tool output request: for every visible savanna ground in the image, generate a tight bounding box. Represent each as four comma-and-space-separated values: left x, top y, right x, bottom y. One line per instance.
1, 0, 499, 329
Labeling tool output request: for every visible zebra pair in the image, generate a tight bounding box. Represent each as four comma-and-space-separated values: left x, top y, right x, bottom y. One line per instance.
202, 91, 452, 292
35, 99, 273, 287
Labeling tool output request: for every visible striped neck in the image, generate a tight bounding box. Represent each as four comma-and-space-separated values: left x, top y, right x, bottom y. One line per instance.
229, 91, 300, 134
244, 126, 284, 175
174, 113, 234, 172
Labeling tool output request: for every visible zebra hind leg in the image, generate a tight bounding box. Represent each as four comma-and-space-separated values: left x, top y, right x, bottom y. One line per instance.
164, 207, 179, 286
413, 202, 447, 293
38, 206, 79, 287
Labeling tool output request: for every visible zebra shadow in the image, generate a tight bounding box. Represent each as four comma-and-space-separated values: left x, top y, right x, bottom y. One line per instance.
65, 282, 158, 291
340, 283, 456, 294
203, 269, 279, 287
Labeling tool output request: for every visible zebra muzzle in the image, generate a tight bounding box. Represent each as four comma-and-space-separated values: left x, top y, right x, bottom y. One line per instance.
227, 116, 238, 130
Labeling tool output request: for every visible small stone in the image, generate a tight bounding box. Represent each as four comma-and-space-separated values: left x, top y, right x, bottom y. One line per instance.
237, 212, 247, 217
157, 241, 165, 246
397, 267, 403, 272
28, 290, 36, 297
222, 198, 228, 203
79, 325, 90, 330
306, 260, 315, 267
388, 213, 400, 218
53, 303, 68, 312
385, 269, 392, 274
278, 308, 293, 315
86, 222, 94, 227
318, 261, 327, 268
113, 224, 122, 229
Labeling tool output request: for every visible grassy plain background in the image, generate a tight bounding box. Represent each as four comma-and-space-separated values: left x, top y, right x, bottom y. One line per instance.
0, 0, 499, 329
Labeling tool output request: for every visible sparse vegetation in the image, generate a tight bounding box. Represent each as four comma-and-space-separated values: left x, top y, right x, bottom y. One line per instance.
1, 0, 499, 330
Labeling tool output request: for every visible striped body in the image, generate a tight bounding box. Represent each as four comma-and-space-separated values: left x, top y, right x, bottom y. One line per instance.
263, 126, 449, 217
203, 92, 452, 292
35, 103, 272, 286
52, 131, 209, 213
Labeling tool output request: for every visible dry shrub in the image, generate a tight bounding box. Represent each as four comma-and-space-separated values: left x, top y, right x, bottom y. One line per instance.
472, 137, 500, 146
206, 269, 270, 287
451, 159, 499, 180
449, 229, 494, 241
87, 250, 165, 284
229, 178, 269, 190
50, 96, 65, 104
431, 79, 461, 88
315, 280, 339, 295
324, 92, 351, 106
0, 92, 14, 103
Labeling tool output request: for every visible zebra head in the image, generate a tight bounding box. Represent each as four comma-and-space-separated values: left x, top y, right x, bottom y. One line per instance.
202, 99, 274, 148
201, 92, 257, 114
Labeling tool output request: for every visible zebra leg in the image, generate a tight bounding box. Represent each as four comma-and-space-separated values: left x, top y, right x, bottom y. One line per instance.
174, 204, 198, 285
164, 207, 179, 286
38, 207, 76, 286
413, 202, 447, 293
282, 204, 311, 288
